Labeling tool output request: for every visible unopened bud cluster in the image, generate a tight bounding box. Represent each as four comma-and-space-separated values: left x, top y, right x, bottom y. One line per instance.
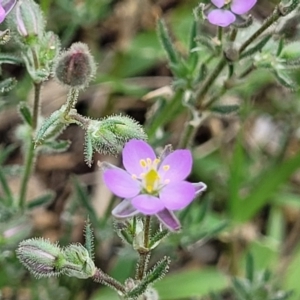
16, 238, 96, 279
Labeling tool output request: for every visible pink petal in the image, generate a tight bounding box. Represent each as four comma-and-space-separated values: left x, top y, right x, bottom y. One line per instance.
103, 168, 140, 198
231, 0, 257, 15
207, 9, 236, 27
112, 200, 139, 218
211, 0, 225, 8
131, 194, 165, 215
158, 150, 192, 183
0, 5, 5, 23
2, 0, 17, 15
122, 140, 156, 176
156, 209, 181, 231
192, 182, 207, 195
160, 181, 195, 211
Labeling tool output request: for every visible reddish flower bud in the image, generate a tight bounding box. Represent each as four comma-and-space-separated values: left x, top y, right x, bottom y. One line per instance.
53, 42, 96, 89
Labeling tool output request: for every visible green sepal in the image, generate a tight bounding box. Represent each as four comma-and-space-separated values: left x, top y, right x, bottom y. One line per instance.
26, 191, 55, 210
210, 104, 240, 114
0, 53, 23, 65
240, 35, 272, 59
194, 36, 216, 54
62, 244, 96, 279
84, 131, 94, 167
273, 70, 298, 90
84, 219, 95, 261
232, 15, 253, 28
126, 256, 170, 298
0, 78, 17, 93
19, 102, 33, 126
40, 139, 71, 153
148, 229, 169, 249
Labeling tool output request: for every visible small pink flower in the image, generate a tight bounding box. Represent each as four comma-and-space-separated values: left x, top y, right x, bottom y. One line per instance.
208, 0, 257, 27
0, 0, 17, 23
101, 140, 207, 231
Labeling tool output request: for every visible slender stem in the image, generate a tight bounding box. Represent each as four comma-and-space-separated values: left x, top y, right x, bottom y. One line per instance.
239, 7, 282, 54
195, 57, 227, 108
18, 137, 35, 211
18, 82, 42, 211
68, 112, 90, 129
64, 88, 79, 118
136, 216, 151, 280
217, 26, 223, 44
32, 83, 41, 130
92, 268, 126, 295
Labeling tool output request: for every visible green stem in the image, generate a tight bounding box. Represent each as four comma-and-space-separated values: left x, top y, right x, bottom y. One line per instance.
239, 7, 283, 54
18, 138, 35, 211
18, 82, 42, 211
92, 268, 126, 295
32, 83, 41, 130
64, 88, 79, 118
195, 57, 227, 108
136, 216, 151, 280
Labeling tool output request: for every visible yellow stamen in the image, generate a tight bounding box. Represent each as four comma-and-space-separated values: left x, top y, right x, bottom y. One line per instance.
162, 165, 170, 171
140, 159, 147, 168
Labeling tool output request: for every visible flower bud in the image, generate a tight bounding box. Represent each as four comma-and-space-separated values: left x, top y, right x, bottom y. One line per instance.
53, 42, 96, 89
84, 115, 147, 166
62, 244, 96, 279
14, 0, 45, 42
16, 238, 66, 278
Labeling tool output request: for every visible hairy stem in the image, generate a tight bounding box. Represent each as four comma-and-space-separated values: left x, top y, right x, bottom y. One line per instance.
64, 88, 79, 118
92, 268, 126, 295
136, 216, 151, 280
18, 82, 42, 211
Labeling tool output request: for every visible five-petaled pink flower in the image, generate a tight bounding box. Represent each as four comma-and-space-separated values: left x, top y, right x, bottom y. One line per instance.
101, 139, 207, 231
208, 0, 257, 27
0, 0, 17, 23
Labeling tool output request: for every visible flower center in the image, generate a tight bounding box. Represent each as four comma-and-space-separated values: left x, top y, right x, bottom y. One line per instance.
144, 169, 160, 193
136, 158, 169, 194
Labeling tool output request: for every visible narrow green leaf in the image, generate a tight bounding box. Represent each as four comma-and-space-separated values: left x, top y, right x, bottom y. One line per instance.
245, 253, 254, 283
73, 177, 98, 226
234, 151, 300, 222
210, 104, 239, 114
0, 78, 17, 93
35, 110, 62, 145
273, 70, 298, 90
157, 19, 179, 66
27, 192, 55, 210
240, 35, 272, 59
0, 53, 23, 65
19, 103, 33, 126
84, 219, 95, 260
41, 140, 71, 153
149, 229, 169, 248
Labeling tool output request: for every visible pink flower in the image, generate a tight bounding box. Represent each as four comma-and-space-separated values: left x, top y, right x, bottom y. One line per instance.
101, 140, 207, 231
0, 0, 17, 23
208, 0, 257, 27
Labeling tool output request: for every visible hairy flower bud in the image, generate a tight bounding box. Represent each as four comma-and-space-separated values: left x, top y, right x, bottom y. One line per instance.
53, 42, 96, 89
62, 244, 96, 279
84, 115, 147, 166
14, 0, 45, 42
16, 238, 66, 278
